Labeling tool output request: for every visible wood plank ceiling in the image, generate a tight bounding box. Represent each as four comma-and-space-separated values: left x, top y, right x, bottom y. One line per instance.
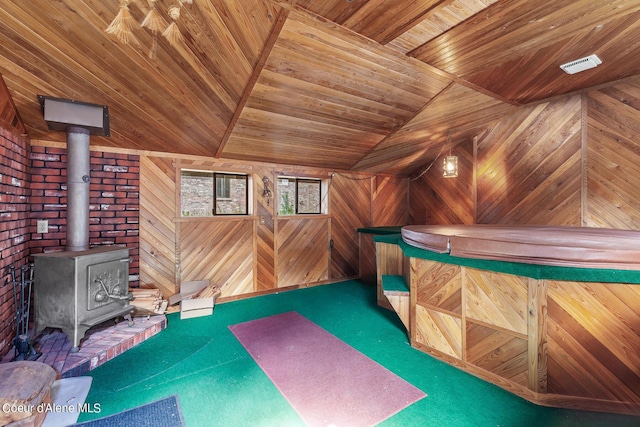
1, 0, 640, 176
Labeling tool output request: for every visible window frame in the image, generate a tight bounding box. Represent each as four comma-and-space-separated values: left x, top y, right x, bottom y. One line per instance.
295, 178, 322, 215
213, 173, 248, 215
276, 176, 326, 216
179, 168, 251, 218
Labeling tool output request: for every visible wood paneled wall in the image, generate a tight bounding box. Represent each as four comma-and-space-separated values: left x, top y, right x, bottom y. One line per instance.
139, 156, 177, 297
329, 173, 371, 280
409, 77, 640, 229
586, 79, 640, 229
139, 156, 407, 299
409, 141, 475, 225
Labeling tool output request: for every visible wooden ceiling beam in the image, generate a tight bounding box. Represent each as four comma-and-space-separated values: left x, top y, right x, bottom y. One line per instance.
215, 7, 290, 158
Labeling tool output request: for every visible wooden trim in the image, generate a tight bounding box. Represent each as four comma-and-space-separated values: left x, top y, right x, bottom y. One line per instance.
215, 8, 290, 158
528, 277, 547, 393
580, 93, 589, 226
472, 135, 478, 224
414, 341, 640, 416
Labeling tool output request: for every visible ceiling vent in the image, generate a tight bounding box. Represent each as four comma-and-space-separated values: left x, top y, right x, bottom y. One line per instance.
560, 54, 602, 75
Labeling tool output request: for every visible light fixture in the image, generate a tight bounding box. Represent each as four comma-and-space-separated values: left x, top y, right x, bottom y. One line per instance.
262, 176, 272, 206
106, 0, 193, 53
443, 132, 458, 178
443, 155, 458, 178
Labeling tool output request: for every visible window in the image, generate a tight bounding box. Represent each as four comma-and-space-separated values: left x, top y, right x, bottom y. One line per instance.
181, 170, 213, 217
277, 177, 322, 215
181, 170, 248, 216
214, 173, 247, 215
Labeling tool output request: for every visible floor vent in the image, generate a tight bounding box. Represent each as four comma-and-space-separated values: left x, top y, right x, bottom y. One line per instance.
560, 54, 602, 74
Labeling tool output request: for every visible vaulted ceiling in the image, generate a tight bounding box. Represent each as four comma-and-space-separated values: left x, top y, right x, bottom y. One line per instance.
1, 0, 640, 176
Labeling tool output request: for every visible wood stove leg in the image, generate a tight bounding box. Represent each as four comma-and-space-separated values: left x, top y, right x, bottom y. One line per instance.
61, 325, 90, 352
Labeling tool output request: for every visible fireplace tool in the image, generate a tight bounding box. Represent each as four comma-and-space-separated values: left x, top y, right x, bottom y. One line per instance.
10, 263, 41, 361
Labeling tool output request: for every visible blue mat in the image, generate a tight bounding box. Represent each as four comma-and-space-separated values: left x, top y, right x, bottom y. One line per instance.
71, 395, 184, 427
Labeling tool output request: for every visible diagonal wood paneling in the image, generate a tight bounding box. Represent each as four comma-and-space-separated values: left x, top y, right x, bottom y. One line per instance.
139, 156, 177, 297
353, 83, 515, 176
464, 268, 528, 336
586, 78, 640, 229
386, 0, 499, 53
372, 175, 408, 226
179, 219, 254, 297
276, 217, 329, 288
0, 0, 278, 156
415, 304, 462, 359
329, 173, 371, 279
466, 321, 528, 387
3, 1, 640, 176
0, 73, 24, 135
476, 96, 583, 225
224, 8, 451, 170
256, 166, 276, 292
411, 1, 640, 104
413, 258, 461, 314
409, 139, 474, 225
547, 280, 640, 404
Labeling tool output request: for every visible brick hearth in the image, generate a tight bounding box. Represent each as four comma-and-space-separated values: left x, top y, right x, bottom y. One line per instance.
1, 315, 166, 377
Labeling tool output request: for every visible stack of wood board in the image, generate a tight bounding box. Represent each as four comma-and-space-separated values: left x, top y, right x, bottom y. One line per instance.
168, 280, 221, 319
130, 287, 168, 315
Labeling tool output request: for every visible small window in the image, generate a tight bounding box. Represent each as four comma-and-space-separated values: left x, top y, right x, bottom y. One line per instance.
214, 173, 247, 215
181, 170, 213, 217
277, 177, 322, 215
181, 170, 248, 217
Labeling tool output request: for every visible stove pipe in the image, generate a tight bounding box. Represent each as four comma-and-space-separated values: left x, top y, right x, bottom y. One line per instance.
66, 126, 91, 251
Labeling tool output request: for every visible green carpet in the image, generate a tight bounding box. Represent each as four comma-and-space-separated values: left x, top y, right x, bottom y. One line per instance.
78, 280, 640, 426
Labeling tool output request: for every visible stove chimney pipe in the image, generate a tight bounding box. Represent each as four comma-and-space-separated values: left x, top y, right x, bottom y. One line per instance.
66, 126, 91, 251
37, 95, 110, 251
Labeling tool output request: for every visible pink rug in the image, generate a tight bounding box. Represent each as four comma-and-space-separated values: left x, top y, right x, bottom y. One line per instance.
229, 311, 426, 426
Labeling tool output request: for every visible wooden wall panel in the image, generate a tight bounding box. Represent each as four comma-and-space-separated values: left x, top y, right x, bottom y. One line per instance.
276, 217, 329, 288
466, 321, 529, 387
139, 156, 177, 297
179, 220, 254, 297
0, 73, 24, 135
586, 78, 640, 229
372, 175, 408, 226
408, 141, 474, 225
358, 233, 377, 286
375, 242, 404, 306
415, 304, 462, 359
464, 268, 528, 336
413, 259, 461, 315
408, 81, 640, 231
547, 280, 640, 405
330, 173, 371, 279
140, 154, 391, 299
476, 96, 582, 225
255, 166, 275, 292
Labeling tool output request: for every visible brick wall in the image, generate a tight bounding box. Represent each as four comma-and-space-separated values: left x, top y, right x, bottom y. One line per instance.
30, 146, 140, 286
0, 128, 31, 358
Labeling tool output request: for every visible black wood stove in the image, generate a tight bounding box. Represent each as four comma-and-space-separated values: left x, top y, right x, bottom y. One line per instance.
33, 98, 133, 352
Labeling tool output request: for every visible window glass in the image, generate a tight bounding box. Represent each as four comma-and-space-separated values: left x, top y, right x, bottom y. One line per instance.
296, 179, 321, 214
181, 170, 213, 217
180, 170, 248, 216
277, 177, 322, 215
214, 173, 247, 215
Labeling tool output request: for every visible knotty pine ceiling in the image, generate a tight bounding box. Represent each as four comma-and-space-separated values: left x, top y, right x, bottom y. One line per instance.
1, 0, 640, 176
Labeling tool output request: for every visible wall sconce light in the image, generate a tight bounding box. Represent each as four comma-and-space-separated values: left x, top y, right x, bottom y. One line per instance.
262, 176, 272, 206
